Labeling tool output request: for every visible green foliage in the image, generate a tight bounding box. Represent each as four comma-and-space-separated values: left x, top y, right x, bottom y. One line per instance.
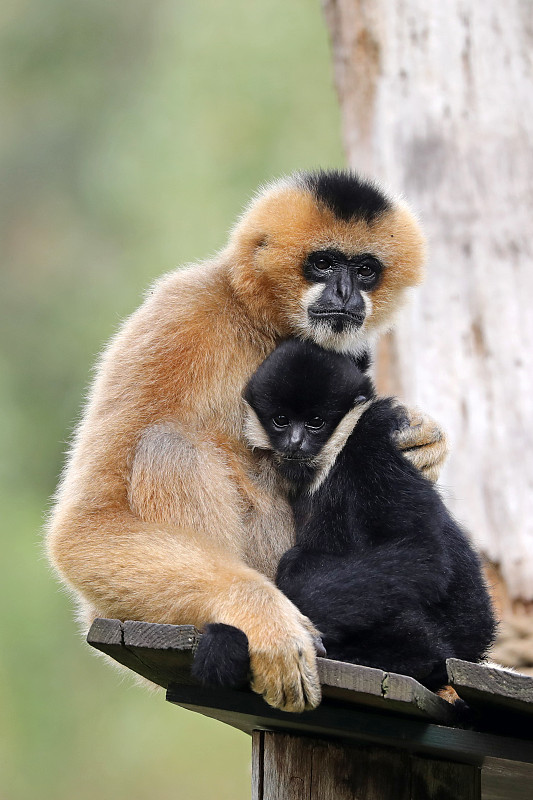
0, 0, 343, 797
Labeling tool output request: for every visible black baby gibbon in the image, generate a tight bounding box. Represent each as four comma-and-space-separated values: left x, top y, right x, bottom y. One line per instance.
193, 339, 496, 692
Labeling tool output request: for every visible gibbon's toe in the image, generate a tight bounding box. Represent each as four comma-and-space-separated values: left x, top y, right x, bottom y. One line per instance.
249, 634, 321, 713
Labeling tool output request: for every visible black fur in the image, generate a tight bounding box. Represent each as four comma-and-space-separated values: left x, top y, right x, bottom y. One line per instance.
301, 169, 391, 223
244, 339, 374, 485
277, 393, 496, 689
191, 623, 250, 689
351, 349, 372, 374
193, 340, 496, 693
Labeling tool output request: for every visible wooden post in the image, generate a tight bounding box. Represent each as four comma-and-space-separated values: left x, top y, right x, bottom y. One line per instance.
252, 731, 480, 800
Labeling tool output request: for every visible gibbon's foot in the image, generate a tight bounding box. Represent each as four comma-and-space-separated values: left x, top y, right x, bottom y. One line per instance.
246, 612, 321, 713
191, 623, 250, 689
394, 406, 449, 483
190, 625, 325, 701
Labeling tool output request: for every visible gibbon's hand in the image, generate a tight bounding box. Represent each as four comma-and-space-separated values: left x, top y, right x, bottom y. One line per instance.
244, 598, 322, 713
394, 406, 449, 482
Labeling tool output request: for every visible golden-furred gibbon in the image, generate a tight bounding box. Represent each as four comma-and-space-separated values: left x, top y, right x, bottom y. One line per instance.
47, 170, 448, 712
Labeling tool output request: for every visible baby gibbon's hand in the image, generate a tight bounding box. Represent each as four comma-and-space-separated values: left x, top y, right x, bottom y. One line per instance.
394, 406, 449, 482
245, 600, 322, 713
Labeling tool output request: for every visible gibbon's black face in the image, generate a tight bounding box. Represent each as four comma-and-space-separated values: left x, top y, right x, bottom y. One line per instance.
304, 249, 384, 335
229, 169, 426, 354
244, 339, 375, 484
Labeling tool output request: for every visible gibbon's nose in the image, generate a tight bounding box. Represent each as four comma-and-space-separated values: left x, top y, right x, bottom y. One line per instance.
335, 270, 354, 304
285, 425, 305, 455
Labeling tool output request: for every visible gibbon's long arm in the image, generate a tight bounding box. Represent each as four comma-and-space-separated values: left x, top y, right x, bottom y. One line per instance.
47, 169, 443, 713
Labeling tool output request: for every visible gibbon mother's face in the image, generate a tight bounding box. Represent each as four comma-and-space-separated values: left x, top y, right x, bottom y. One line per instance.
229, 171, 426, 353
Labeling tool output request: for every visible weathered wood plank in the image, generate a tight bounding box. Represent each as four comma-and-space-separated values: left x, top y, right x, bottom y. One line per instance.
86, 618, 164, 686
122, 620, 201, 688
318, 658, 455, 723
319, 658, 455, 723
410, 756, 480, 800
87, 618, 202, 689
447, 659, 533, 718
167, 681, 533, 764
123, 620, 201, 650
382, 669, 456, 724
87, 619, 455, 723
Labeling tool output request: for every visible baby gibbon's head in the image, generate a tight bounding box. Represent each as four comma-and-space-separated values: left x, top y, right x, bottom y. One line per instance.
228, 170, 425, 353
243, 339, 374, 483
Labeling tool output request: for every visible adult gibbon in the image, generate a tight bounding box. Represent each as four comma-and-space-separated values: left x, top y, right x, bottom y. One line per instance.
191, 340, 494, 692
47, 170, 448, 712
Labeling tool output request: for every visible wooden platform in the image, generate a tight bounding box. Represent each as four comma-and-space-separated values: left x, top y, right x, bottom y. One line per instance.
88, 618, 533, 799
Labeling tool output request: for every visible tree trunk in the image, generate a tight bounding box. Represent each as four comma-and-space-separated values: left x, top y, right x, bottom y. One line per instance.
322, 0, 533, 658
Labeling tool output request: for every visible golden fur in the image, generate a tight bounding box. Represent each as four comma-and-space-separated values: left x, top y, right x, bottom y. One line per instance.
47, 175, 445, 712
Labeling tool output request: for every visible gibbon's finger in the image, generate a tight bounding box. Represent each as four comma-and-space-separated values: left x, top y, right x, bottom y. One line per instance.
262, 661, 321, 714
249, 637, 321, 713
251, 660, 308, 713
405, 435, 449, 483
394, 408, 449, 483
299, 654, 322, 710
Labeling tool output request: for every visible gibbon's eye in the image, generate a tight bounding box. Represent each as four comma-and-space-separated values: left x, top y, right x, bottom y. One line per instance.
355, 395, 368, 404
356, 262, 376, 279
272, 415, 290, 428
305, 417, 325, 430
354, 255, 383, 285
311, 253, 334, 271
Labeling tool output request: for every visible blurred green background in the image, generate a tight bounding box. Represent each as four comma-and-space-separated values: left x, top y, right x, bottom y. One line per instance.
0, 1, 343, 797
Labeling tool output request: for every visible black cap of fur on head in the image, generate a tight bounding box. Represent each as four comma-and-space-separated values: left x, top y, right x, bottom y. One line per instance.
300, 169, 392, 223
244, 339, 374, 423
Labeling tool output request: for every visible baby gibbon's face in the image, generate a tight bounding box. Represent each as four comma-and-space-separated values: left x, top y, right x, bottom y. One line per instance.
256, 408, 347, 483
244, 339, 374, 484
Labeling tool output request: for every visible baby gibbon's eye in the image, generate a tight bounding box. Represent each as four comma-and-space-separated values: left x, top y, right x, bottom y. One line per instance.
305, 417, 325, 430
355, 395, 368, 404
272, 415, 290, 428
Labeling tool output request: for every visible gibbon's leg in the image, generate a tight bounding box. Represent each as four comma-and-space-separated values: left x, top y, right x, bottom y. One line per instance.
50, 508, 321, 712
49, 423, 321, 713
394, 407, 449, 482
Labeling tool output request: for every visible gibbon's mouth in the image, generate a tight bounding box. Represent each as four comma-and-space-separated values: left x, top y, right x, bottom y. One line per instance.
308, 309, 365, 328
279, 454, 312, 463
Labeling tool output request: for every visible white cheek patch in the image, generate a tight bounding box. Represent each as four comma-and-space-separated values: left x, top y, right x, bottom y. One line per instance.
243, 401, 272, 450
302, 282, 325, 311
288, 284, 374, 355
361, 290, 372, 317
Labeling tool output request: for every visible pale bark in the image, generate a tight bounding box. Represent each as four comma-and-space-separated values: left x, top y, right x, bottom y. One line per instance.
323, 0, 533, 604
